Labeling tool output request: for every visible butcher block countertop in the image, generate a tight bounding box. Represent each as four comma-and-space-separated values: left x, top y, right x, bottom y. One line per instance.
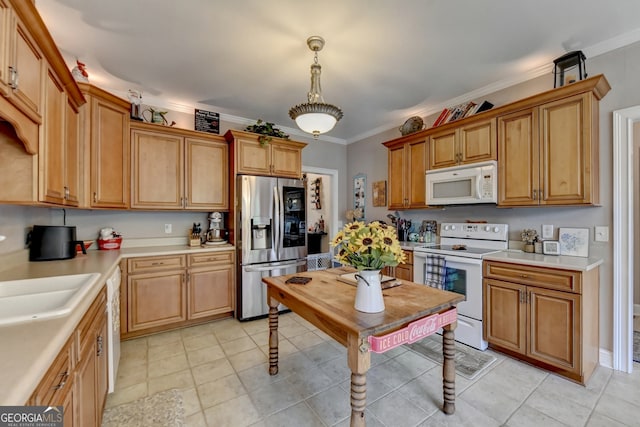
483, 250, 603, 272
0, 243, 234, 405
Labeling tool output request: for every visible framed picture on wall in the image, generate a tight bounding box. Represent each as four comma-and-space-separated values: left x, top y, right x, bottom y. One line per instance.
372, 181, 386, 207
353, 174, 366, 220
558, 227, 589, 257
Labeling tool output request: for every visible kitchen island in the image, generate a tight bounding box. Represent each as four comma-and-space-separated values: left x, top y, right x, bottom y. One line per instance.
262, 267, 464, 426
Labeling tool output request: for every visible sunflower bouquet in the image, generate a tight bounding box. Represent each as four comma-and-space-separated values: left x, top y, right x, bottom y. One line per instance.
331, 221, 406, 270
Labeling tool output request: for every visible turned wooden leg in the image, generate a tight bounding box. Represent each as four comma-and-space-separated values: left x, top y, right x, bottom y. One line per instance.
442, 321, 457, 415
268, 297, 279, 375
347, 334, 370, 427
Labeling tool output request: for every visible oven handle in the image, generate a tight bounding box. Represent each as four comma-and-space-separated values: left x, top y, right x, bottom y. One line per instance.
439, 255, 483, 266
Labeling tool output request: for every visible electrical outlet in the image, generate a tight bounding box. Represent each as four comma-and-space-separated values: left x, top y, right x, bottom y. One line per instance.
542, 224, 554, 239
595, 226, 609, 242
164, 224, 172, 234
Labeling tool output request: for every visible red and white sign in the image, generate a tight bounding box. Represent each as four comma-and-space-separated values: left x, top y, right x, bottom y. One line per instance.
367, 308, 457, 353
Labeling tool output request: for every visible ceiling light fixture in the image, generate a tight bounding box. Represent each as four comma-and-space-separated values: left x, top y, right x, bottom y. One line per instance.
289, 36, 343, 139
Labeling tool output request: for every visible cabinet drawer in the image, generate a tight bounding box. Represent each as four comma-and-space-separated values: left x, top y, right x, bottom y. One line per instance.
403, 250, 413, 265
484, 261, 581, 293
128, 255, 186, 273
76, 287, 106, 360
30, 336, 73, 405
188, 251, 234, 267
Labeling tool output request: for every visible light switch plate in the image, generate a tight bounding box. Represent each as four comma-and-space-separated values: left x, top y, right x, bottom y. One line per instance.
542, 224, 554, 239
595, 226, 609, 242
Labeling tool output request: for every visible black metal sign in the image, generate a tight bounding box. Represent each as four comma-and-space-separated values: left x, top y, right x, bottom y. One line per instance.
195, 109, 220, 134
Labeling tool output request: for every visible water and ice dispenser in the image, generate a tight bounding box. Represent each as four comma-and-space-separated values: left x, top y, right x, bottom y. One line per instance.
251, 218, 272, 250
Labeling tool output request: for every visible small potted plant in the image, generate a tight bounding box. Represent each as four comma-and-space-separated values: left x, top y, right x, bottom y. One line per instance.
521, 229, 539, 253
244, 119, 289, 146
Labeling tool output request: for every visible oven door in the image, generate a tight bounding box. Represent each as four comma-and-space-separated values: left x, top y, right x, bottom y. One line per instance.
440, 255, 483, 320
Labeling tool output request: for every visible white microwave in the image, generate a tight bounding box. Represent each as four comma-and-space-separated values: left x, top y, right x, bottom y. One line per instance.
425, 160, 498, 205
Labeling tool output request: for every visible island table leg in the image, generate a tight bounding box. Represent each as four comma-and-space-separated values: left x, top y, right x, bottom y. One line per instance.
268, 296, 279, 375
347, 334, 370, 426
442, 321, 457, 415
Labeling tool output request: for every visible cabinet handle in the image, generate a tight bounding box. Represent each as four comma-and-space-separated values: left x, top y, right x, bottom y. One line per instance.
96, 335, 103, 357
8, 66, 17, 89
63, 186, 69, 200
539, 189, 544, 200
52, 370, 69, 390
520, 274, 528, 278
93, 192, 97, 203
532, 189, 537, 200
151, 262, 164, 266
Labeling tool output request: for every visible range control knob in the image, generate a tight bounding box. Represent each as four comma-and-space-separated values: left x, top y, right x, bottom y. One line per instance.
493, 227, 500, 233
484, 225, 491, 232
443, 225, 450, 231
450, 225, 456, 230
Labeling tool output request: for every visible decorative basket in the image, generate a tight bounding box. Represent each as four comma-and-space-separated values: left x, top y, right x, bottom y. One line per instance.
97, 237, 122, 250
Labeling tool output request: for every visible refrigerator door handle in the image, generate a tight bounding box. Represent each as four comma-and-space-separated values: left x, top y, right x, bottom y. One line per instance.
273, 184, 281, 256
244, 259, 307, 273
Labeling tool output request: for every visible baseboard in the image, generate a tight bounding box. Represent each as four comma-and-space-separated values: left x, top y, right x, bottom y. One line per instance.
599, 347, 613, 369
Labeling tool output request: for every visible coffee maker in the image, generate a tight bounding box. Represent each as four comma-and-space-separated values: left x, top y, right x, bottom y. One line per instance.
205, 212, 226, 245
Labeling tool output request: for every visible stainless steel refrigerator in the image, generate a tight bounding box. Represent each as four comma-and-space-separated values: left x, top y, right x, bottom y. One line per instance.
236, 175, 307, 320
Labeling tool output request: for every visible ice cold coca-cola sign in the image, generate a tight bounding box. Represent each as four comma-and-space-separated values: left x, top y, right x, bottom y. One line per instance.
367, 308, 457, 353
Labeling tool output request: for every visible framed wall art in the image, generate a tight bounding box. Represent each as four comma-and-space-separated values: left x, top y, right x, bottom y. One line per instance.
353, 174, 366, 220
558, 227, 589, 257
372, 180, 386, 207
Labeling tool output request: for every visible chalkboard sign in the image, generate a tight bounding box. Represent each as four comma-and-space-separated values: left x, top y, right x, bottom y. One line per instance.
195, 109, 220, 134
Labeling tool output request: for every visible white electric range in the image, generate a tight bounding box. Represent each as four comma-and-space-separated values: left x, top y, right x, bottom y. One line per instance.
413, 223, 509, 350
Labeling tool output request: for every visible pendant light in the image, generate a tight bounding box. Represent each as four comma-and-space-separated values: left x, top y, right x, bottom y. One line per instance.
289, 36, 343, 139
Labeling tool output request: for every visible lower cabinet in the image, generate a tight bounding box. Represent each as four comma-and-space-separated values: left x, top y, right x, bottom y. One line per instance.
122, 251, 235, 338
29, 287, 108, 427
383, 250, 413, 281
483, 260, 599, 384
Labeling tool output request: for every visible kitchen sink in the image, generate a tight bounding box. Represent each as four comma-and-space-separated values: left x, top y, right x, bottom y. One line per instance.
0, 273, 101, 326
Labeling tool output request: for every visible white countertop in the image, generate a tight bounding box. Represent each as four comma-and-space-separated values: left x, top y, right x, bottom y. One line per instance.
483, 250, 603, 271
0, 243, 234, 405
399, 241, 437, 251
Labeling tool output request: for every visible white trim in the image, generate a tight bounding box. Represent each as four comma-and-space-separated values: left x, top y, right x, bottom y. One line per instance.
599, 348, 613, 369
302, 166, 340, 240
612, 106, 640, 373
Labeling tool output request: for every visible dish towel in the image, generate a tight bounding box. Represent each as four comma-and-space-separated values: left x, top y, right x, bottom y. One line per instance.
424, 254, 447, 289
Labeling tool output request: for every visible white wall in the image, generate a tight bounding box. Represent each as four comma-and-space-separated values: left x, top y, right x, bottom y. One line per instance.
305, 172, 332, 253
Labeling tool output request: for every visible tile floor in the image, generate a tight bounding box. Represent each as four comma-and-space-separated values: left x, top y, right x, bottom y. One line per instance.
106, 313, 640, 427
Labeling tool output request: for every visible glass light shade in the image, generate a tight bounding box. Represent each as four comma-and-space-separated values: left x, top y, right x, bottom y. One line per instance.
295, 112, 337, 135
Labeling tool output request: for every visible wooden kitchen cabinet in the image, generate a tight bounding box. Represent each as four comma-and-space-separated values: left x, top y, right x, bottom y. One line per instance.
78, 83, 129, 209
384, 135, 428, 209
225, 129, 307, 178
40, 67, 80, 206
383, 250, 413, 280
131, 122, 229, 210
429, 117, 496, 170
123, 252, 234, 338
483, 260, 599, 384
498, 78, 609, 207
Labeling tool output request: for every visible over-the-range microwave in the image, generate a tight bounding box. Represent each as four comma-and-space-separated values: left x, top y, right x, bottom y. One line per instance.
425, 160, 497, 205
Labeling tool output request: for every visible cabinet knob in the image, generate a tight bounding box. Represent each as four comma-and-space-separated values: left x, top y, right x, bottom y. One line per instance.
8, 66, 18, 89
93, 192, 97, 203
532, 189, 537, 200
52, 370, 69, 390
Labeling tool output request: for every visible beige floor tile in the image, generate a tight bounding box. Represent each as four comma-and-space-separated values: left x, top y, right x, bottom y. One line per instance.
595, 388, 640, 425
180, 322, 216, 339
258, 337, 299, 359
148, 352, 190, 378
187, 344, 226, 367
147, 329, 183, 347
203, 394, 261, 427
586, 411, 629, 427
240, 318, 269, 336
503, 404, 566, 427
191, 358, 235, 385
181, 387, 202, 417
148, 341, 185, 362
214, 322, 249, 342
228, 347, 268, 372
261, 401, 325, 427
304, 384, 351, 426
524, 386, 591, 426
197, 373, 247, 409
288, 330, 325, 350
185, 411, 207, 427
104, 382, 147, 408
220, 335, 258, 356
278, 323, 311, 339
369, 389, 431, 427
114, 361, 148, 390
249, 330, 269, 347
120, 336, 148, 353
182, 332, 218, 352
236, 362, 289, 392
148, 369, 194, 395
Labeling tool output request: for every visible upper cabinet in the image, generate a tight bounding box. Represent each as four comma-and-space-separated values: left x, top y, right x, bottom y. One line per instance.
225, 130, 307, 179
429, 118, 496, 170
0, 1, 84, 154
78, 83, 129, 209
131, 122, 229, 211
497, 76, 609, 207
384, 134, 428, 210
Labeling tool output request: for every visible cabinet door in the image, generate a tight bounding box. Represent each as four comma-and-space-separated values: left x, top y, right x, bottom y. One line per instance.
75, 340, 97, 427
89, 96, 129, 208
459, 119, 496, 164
407, 138, 428, 208
185, 137, 228, 210
131, 129, 183, 209
40, 68, 66, 204
64, 99, 81, 206
128, 271, 187, 332
271, 140, 302, 178
387, 143, 406, 209
10, 14, 43, 122
528, 286, 580, 371
497, 108, 539, 206
188, 264, 234, 318
483, 279, 526, 354
539, 93, 594, 205
237, 137, 271, 175
429, 128, 458, 169
0, 1, 12, 96
96, 312, 108, 419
